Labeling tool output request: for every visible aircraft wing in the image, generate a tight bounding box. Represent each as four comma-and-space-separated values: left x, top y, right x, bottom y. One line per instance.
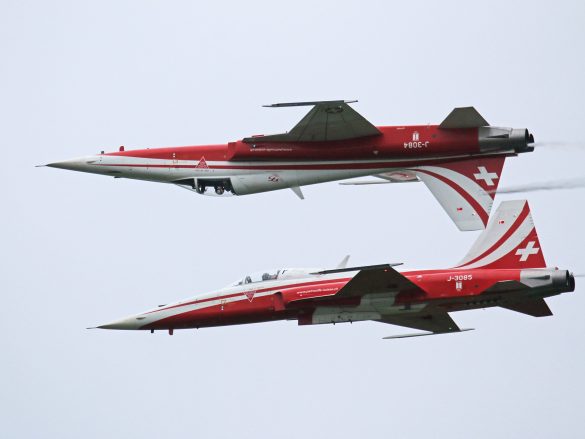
288, 266, 466, 336
378, 311, 461, 333
332, 264, 424, 298
243, 100, 382, 143
287, 264, 425, 307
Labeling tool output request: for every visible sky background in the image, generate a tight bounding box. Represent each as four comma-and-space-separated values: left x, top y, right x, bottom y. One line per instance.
2, 1, 585, 438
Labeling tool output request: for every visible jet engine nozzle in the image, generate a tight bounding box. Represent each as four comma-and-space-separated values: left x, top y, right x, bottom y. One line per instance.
478, 127, 535, 154
552, 270, 575, 293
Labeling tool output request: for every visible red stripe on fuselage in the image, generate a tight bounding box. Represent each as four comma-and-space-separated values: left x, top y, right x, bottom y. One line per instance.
94, 153, 511, 173
105, 126, 481, 162
147, 277, 352, 315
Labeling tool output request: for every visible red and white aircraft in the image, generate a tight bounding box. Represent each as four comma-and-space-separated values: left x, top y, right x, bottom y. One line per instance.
96, 200, 575, 338
46, 101, 535, 230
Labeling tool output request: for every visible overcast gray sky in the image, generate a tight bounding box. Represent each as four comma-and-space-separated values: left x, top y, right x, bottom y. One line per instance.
2, 1, 585, 438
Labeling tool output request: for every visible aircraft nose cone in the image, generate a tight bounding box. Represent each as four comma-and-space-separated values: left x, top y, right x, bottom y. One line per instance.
97, 315, 146, 330
46, 157, 97, 171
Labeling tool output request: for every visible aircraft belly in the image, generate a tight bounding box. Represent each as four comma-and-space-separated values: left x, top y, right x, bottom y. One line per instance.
294, 168, 390, 186
309, 294, 427, 325
95, 155, 411, 189
311, 310, 382, 324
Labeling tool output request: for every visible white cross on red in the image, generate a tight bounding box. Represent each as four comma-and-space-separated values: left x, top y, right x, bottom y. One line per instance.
473, 166, 499, 186
515, 241, 540, 262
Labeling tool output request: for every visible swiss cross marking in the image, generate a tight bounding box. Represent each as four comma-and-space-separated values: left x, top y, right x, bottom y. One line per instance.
473, 166, 498, 186
515, 241, 540, 262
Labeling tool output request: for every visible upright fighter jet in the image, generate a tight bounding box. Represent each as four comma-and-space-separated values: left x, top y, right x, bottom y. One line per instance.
45, 101, 535, 230
95, 200, 575, 338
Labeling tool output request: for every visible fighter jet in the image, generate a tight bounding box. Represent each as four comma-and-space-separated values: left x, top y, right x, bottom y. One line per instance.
45, 101, 535, 231
95, 200, 575, 338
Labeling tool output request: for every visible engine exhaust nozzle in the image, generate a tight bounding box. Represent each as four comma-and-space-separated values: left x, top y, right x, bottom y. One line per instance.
551, 270, 575, 293
479, 127, 534, 153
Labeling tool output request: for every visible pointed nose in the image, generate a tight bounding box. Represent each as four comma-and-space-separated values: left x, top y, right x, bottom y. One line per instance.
46, 157, 99, 172
97, 315, 146, 330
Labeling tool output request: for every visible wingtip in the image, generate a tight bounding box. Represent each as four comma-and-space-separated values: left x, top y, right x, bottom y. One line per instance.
262, 99, 357, 108
382, 328, 474, 340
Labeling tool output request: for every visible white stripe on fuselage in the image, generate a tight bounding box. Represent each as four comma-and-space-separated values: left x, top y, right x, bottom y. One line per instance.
92, 153, 504, 184
137, 272, 356, 325
100, 154, 487, 168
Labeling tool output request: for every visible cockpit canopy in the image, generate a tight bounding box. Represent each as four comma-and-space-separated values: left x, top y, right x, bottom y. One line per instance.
226, 267, 320, 288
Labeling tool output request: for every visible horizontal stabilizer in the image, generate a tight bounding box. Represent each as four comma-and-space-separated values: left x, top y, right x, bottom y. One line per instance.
439, 106, 489, 129
500, 298, 553, 317
482, 280, 529, 294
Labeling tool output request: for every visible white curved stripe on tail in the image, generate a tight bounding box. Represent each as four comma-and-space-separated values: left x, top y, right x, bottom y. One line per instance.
415, 165, 494, 215
456, 199, 546, 270
410, 157, 506, 231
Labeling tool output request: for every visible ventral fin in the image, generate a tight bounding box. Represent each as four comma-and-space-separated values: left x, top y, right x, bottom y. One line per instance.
291, 186, 304, 200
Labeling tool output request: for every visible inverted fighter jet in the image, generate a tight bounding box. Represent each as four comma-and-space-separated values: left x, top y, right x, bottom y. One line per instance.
95, 200, 575, 338
45, 101, 535, 230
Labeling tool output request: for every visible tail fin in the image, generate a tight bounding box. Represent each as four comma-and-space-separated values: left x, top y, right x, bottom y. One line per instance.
455, 200, 546, 269
412, 157, 506, 231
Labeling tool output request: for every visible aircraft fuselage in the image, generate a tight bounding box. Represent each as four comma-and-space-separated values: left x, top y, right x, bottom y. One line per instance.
98, 267, 574, 332
48, 124, 533, 197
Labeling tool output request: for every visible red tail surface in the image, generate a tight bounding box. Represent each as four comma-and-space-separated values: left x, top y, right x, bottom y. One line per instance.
411, 157, 506, 231
456, 199, 546, 269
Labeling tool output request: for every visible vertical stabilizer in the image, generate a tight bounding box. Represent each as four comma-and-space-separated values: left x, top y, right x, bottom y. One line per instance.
456, 200, 546, 269
412, 157, 506, 231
